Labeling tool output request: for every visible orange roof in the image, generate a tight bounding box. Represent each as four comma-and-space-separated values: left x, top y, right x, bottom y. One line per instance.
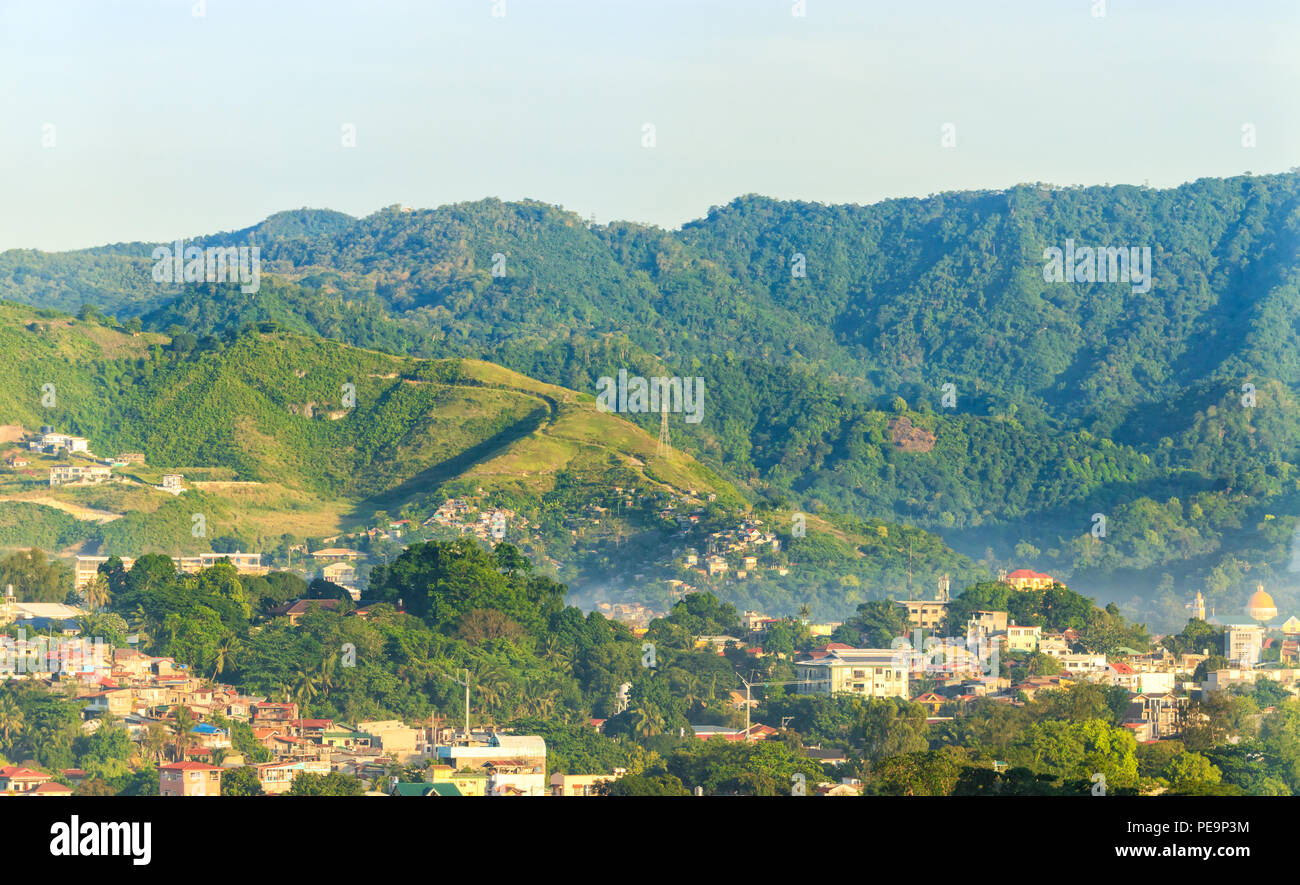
159, 761, 223, 772
31, 782, 73, 794
1005, 569, 1055, 582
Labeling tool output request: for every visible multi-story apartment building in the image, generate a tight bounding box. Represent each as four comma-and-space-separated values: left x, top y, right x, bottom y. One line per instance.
795, 648, 909, 699
900, 599, 950, 631
1225, 624, 1266, 668
75, 553, 265, 591
1005, 624, 1042, 653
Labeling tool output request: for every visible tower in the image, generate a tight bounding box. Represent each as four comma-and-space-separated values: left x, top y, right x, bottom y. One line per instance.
938, 574, 950, 603
657, 399, 671, 457
1189, 590, 1206, 622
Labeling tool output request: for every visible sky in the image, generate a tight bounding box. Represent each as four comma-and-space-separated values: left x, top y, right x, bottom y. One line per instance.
1, 0, 1298, 251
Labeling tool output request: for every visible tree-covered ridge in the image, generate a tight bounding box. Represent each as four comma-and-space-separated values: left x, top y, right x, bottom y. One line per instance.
0, 301, 987, 618
5, 173, 1300, 626
7, 541, 1290, 798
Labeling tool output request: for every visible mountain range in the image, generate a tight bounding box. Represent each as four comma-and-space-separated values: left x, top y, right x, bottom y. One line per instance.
5, 169, 1300, 629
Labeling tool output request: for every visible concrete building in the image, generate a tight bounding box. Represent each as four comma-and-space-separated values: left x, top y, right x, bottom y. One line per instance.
795, 648, 909, 699
49, 464, 111, 486
550, 771, 624, 796
900, 599, 950, 631
435, 734, 547, 796
74, 556, 136, 592
1003, 569, 1057, 591
1225, 624, 1266, 668
41, 432, 89, 453
159, 761, 223, 796
1005, 624, 1042, 653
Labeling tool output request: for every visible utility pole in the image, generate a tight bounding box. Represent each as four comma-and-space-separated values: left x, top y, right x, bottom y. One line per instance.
435, 667, 472, 741
735, 672, 803, 742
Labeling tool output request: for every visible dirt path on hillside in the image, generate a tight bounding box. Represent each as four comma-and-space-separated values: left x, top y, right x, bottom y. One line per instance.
9, 494, 122, 523
191, 481, 265, 489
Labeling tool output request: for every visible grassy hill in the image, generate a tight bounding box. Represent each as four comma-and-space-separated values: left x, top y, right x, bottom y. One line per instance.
7, 173, 1300, 626
0, 299, 735, 543
0, 301, 979, 619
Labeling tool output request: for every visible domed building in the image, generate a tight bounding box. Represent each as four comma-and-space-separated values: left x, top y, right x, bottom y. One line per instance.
1246, 585, 1278, 624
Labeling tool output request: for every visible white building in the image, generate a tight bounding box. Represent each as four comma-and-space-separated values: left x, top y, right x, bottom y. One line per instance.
74, 556, 136, 591
795, 648, 909, 699
49, 465, 111, 486
435, 734, 547, 796
41, 432, 89, 453
1225, 624, 1266, 668
1057, 653, 1108, 677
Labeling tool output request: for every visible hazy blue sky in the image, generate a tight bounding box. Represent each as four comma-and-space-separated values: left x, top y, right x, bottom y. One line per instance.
2, 0, 1298, 250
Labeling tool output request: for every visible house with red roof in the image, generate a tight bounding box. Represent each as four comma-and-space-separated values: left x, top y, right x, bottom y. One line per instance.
159, 761, 223, 796
1003, 569, 1058, 591
0, 766, 53, 794
30, 781, 74, 797
912, 692, 946, 714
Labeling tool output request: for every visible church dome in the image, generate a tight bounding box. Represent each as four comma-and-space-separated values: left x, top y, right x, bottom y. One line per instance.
1246, 586, 1278, 623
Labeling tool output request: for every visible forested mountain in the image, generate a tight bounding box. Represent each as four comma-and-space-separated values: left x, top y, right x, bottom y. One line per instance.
5, 171, 1300, 628
0, 301, 973, 619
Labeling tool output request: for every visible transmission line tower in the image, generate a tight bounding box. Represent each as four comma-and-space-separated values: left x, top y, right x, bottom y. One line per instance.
657, 399, 671, 457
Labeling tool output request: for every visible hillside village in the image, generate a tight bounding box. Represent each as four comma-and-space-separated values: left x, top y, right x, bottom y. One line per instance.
1, 425, 811, 629
0, 549, 1297, 797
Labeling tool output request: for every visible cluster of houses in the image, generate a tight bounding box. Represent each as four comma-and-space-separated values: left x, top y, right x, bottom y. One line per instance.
593, 601, 663, 629
424, 498, 521, 545
674, 573, 1300, 757
3, 427, 182, 491
0, 636, 635, 797
681, 519, 785, 580
778, 576, 1300, 744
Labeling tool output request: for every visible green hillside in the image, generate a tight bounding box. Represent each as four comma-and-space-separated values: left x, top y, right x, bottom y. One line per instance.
0, 301, 976, 619
6, 172, 1300, 627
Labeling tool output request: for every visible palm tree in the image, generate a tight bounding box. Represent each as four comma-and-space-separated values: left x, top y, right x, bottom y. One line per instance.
315, 654, 336, 700
632, 703, 665, 739
83, 574, 111, 612
293, 669, 318, 716
679, 673, 704, 712
171, 706, 196, 761
126, 604, 153, 649
475, 663, 509, 716
142, 722, 169, 765
210, 636, 238, 682
0, 695, 24, 751
540, 637, 570, 668
515, 678, 559, 719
